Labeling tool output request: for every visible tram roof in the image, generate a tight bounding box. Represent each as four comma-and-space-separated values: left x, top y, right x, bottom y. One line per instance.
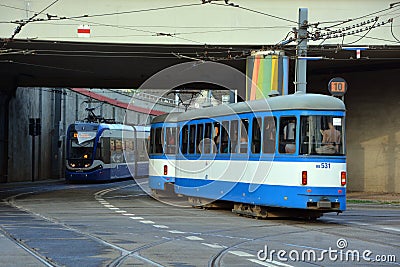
153, 93, 345, 124
151, 112, 181, 124
71, 122, 135, 131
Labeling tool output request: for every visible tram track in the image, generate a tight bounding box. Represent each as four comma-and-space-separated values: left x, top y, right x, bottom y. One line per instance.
2, 180, 398, 267
206, 215, 399, 267
1, 182, 167, 267
102, 182, 399, 266
0, 223, 58, 267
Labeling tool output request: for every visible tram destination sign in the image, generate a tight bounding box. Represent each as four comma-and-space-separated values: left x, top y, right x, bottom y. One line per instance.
328, 77, 347, 96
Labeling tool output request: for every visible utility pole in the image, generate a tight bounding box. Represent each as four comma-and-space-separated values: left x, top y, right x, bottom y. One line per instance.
295, 8, 308, 93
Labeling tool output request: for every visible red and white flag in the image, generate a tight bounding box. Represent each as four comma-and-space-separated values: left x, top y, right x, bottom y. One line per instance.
77, 25, 90, 38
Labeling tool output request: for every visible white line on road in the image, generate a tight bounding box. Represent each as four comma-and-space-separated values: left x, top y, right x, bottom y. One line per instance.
129, 217, 144, 220
139, 220, 155, 224
201, 243, 226, 249
123, 213, 135, 216
383, 227, 400, 232
228, 251, 254, 257
115, 210, 126, 213
185, 236, 204, 241
153, 225, 169, 229
168, 230, 186, 234
248, 259, 277, 267
249, 258, 293, 267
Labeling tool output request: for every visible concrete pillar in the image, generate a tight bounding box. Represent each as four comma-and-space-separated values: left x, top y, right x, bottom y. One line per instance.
0, 90, 12, 183
51, 89, 62, 178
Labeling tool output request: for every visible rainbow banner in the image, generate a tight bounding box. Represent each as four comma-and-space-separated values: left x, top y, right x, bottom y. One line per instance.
246, 53, 288, 101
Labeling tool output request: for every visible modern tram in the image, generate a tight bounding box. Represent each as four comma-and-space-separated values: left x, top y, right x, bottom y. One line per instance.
65, 122, 150, 182
148, 93, 346, 219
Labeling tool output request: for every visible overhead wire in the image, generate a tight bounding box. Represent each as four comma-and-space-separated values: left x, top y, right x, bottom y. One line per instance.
390, 19, 400, 42
209, 1, 297, 24
1, 1, 399, 60
9, 0, 60, 40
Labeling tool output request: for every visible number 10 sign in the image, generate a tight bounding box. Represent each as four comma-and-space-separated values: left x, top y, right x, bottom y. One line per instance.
328, 77, 348, 96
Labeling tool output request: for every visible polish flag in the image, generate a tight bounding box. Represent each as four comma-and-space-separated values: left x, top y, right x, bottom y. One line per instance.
77, 25, 90, 38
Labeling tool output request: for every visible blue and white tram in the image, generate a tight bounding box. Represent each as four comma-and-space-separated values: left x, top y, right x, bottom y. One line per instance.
66, 122, 150, 182
149, 93, 347, 218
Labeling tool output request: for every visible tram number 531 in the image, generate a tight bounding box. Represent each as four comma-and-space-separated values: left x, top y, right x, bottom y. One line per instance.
316, 163, 331, 169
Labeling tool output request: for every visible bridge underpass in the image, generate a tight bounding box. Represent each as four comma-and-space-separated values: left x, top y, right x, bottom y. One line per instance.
0, 37, 400, 192
1, 39, 399, 91
0, 0, 400, 192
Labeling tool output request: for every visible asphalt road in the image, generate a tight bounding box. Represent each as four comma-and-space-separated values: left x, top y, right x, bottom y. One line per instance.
0, 179, 399, 267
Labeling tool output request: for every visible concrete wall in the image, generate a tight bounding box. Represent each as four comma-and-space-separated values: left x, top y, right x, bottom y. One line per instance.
0, 0, 398, 46
308, 69, 400, 193
346, 69, 400, 193
8, 88, 53, 181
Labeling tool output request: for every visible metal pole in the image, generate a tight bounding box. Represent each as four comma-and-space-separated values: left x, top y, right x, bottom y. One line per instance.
295, 8, 308, 93
32, 135, 35, 182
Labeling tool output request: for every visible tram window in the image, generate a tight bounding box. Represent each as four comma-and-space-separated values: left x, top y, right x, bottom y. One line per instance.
196, 124, 204, 154
239, 119, 249, 153
203, 123, 212, 154
177, 126, 180, 154
122, 130, 135, 163
110, 136, 125, 163
95, 142, 101, 160
165, 127, 176, 154
149, 128, 155, 154
263, 116, 276, 154
181, 125, 188, 154
230, 120, 238, 153
124, 138, 135, 163
279, 117, 296, 154
154, 127, 163, 154
189, 124, 196, 154
252, 118, 261, 154
101, 136, 111, 164
300, 116, 345, 155
221, 121, 229, 153
212, 122, 220, 153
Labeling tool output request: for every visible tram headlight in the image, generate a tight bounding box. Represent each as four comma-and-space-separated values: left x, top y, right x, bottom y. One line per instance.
70, 163, 76, 168
84, 163, 91, 168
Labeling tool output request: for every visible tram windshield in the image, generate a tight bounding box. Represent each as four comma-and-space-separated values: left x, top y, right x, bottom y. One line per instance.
300, 116, 345, 156
68, 131, 96, 159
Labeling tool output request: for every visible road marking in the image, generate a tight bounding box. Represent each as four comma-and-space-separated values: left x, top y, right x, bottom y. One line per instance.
228, 251, 254, 257
168, 230, 186, 234
104, 205, 114, 208
249, 259, 293, 267
383, 227, 400, 232
185, 236, 204, 241
123, 213, 135, 216
108, 207, 119, 210
129, 217, 144, 220
153, 225, 169, 229
248, 259, 277, 267
115, 210, 126, 213
140, 220, 155, 224
201, 243, 226, 249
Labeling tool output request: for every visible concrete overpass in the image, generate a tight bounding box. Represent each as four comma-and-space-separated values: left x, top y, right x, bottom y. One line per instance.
1, 0, 399, 91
